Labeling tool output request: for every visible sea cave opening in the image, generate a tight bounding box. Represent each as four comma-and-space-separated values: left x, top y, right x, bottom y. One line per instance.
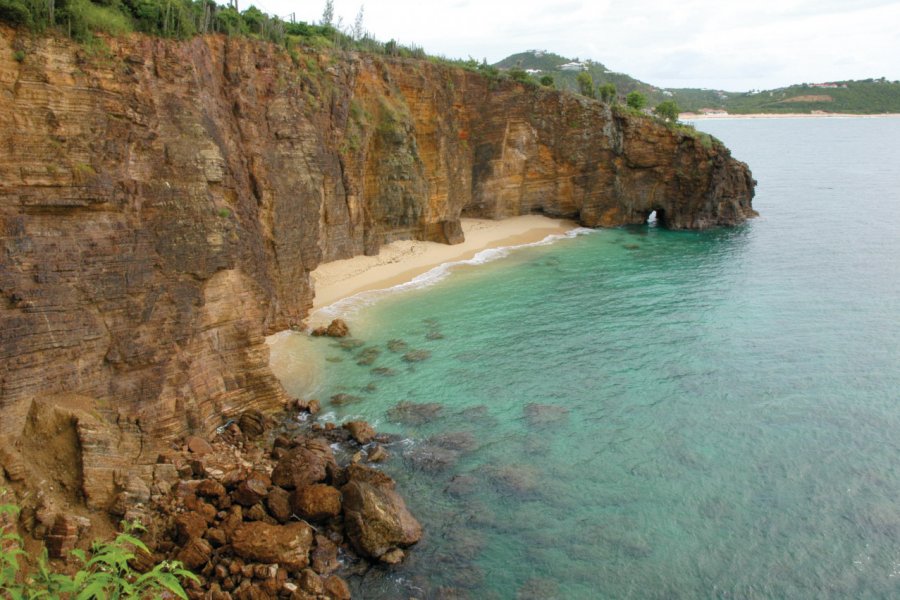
645, 208, 667, 227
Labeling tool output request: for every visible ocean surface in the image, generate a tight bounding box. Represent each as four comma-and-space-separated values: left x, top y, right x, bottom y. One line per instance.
270, 117, 900, 599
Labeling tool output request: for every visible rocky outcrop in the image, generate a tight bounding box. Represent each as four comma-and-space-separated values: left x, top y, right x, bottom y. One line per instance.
0, 27, 755, 506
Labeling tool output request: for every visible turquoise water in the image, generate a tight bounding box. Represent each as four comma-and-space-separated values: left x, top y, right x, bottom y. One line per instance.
272, 117, 900, 598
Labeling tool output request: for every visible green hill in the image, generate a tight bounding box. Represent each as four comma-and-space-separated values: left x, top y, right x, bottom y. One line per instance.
494, 51, 900, 115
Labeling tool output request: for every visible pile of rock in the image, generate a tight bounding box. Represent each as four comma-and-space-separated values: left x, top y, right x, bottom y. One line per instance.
139, 407, 421, 600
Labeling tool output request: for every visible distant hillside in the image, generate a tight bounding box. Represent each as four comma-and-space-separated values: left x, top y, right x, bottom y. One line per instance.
494, 51, 900, 115
494, 50, 668, 103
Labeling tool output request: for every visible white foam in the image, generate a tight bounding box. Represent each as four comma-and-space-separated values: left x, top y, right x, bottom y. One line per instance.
312, 227, 595, 322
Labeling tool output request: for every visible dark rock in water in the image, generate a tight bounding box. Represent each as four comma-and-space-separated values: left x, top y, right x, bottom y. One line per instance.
238, 409, 266, 439
326, 356, 344, 363
404, 444, 460, 473
356, 346, 381, 366
425, 331, 445, 340
386, 339, 408, 353
367, 444, 389, 463
231, 521, 313, 570
341, 464, 422, 562
429, 431, 478, 452
423, 318, 440, 327
479, 464, 541, 497
523, 403, 569, 427
403, 349, 432, 362
388, 401, 443, 425
445, 474, 479, 497
623, 243, 640, 250
336, 338, 365, 350
371, 367, 397, 377
343, 420, 376, 445
361, 382, 377, 392
330, 393, 363, 406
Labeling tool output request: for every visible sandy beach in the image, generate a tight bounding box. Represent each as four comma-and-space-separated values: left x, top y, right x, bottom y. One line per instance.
309, 215, 577, 316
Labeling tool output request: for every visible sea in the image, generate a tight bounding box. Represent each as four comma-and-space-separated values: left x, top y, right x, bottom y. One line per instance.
269, 117, 900, 599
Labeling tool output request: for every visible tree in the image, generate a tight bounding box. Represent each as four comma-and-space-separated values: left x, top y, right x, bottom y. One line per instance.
598, 82, 616, 103
508, 67, 529, 83
626, 91, 647, 110
576, 71, 594, 98
540, 75, 554, 88
351, 3, 363, 40
320, 0, 332, 26
653, 99, 680, 122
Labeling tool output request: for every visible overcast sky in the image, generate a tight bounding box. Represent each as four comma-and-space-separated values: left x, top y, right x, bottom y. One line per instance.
254, 0, 900, 91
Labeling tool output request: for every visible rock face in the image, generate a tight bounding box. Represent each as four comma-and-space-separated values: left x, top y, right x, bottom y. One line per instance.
231, 521, 314, 571
0, 28, 755, 502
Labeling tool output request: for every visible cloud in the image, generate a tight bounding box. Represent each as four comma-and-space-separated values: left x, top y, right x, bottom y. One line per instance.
264, 0, 900, 90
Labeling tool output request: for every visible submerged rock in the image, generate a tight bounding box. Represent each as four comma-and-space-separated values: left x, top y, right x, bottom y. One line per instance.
371, 367, 397, 377
356, 346, 382, 366
330, 393, 363, 406
386, 339, 409, 353
388, 401, 443, 425
403, 349, 432, 362
523, 403, 570, 427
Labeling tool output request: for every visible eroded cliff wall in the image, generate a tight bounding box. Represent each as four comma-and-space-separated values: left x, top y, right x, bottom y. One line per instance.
0, 29, 754, 507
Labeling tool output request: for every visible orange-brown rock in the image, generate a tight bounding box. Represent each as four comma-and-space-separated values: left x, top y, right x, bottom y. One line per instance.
291, 484, 342, 521
0, 28, 754, 507
341, 464, 422, 562
322, 575, 352, 600
231, 521, 313, 571
271, 447, 328, 490
343, 420, 375, 445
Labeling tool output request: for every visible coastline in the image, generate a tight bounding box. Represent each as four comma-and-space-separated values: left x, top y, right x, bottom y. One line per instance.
681, 112, 900, 120
308, 215, 578, 322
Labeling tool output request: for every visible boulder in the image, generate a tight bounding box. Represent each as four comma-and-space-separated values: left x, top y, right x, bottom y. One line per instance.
343, 420, 375, 445
177, 536, 212, 570
174, 511, 208, 543
341, 465, 422, 561
232, 477, 268, 506
311, 319, 350, 338
323, 575, 351, 600
231, 522, 313, 571
310, 534, 339, 575
271, 447, 328, 490
292, 484, 342, 521
266, 487, 293, 523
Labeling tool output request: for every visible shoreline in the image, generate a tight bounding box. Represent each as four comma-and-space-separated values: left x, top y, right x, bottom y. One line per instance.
308, 215, 579, 324
681, 112, 900, 120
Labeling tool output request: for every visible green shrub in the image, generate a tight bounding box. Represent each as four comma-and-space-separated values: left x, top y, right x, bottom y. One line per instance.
576, 71, 594, 98
13, 49, 26, 62
598, 82, 616, 103
1, 497, 197, 599
0, 0, 33, 26
539, 75, 554, 88
653, 99, 680, 122
64, 0, 132, 40
626, 90, 647, 110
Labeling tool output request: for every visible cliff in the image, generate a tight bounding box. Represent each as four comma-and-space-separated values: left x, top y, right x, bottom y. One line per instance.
0, 28, 755, 508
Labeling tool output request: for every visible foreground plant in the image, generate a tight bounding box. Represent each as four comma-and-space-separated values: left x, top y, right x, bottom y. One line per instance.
1, 499, 197, 599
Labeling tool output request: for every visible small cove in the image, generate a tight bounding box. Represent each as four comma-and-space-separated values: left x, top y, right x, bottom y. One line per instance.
270, 117, 900, 598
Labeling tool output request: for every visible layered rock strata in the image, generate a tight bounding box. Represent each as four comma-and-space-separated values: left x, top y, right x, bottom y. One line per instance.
0, 28, 755, 507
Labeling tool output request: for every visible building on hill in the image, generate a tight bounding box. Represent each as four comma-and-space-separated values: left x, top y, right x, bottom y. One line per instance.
560, 62, 586, 71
